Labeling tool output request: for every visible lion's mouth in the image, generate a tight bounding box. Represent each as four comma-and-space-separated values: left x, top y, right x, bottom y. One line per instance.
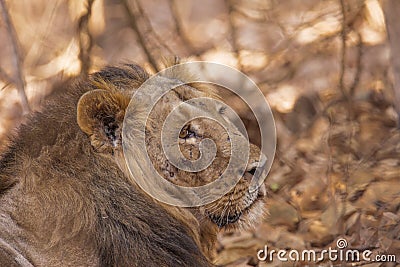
208, 183, 266, 227
209, 212, 243, 227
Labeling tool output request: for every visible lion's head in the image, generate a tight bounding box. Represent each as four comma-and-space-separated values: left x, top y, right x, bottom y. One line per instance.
76, 63, 267, 230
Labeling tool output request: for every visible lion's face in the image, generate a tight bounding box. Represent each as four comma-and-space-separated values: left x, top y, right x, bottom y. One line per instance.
144, 84, 267, 229
77, 65, 267, 230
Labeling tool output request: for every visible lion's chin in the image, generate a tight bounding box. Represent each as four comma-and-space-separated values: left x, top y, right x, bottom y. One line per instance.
208, 184, 267, 230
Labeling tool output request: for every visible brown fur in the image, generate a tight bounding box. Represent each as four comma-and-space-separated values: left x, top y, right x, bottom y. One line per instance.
0, 63, 266, 266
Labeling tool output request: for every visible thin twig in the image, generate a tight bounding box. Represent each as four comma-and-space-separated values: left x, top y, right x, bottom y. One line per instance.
0, 67, 14, 86
225, 0, 243, 71
232, 7, 267, 23
338, 0, 348, 237
351, 129, 398, 173
168, 0, 199, 57
121, 0, 159, 72
168, 0, 193, 51
78, 0, 95, 76
325, 111, 334, 212
338, 0, 349, 101
383, 0, 400, 127
276, 96, 345, 170
349, 32, 363, 97
135, 0, 174, 56
0, 0, 30, 114
338, 0, 358, 238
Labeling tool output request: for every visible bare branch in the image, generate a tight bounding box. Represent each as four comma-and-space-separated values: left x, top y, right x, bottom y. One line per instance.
338, 0, 349, 101
168, 0, 192, 50
337, 0, 360, 236
231, 7, 267, 23
349, 32, 363, 97
383, 0, 400, 127
168, 0, 197, 56
78, 0, 95, 76
225, 0, 243, 70
135, 0, 174, 56
0, 67, 14, 86
121, 0, 159, 72
0, 0, 30, 114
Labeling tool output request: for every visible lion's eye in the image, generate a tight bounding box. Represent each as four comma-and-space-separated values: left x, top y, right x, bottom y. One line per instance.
179, 125, 196, 139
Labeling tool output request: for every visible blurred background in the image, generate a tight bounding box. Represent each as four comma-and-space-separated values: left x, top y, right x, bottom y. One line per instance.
0, 0, 399, 266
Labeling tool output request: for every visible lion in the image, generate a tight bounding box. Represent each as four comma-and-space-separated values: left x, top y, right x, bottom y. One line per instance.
0, 63, 267, 266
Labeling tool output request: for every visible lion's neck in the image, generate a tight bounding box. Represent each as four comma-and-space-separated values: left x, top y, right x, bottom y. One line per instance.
160, 204, 219, 261
114, 149, 219, 260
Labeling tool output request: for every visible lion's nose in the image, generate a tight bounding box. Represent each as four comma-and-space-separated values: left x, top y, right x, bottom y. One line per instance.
244, 154, 267, 181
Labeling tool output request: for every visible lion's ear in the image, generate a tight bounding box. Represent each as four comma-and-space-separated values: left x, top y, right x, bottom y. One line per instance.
77, 89, 130, 154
